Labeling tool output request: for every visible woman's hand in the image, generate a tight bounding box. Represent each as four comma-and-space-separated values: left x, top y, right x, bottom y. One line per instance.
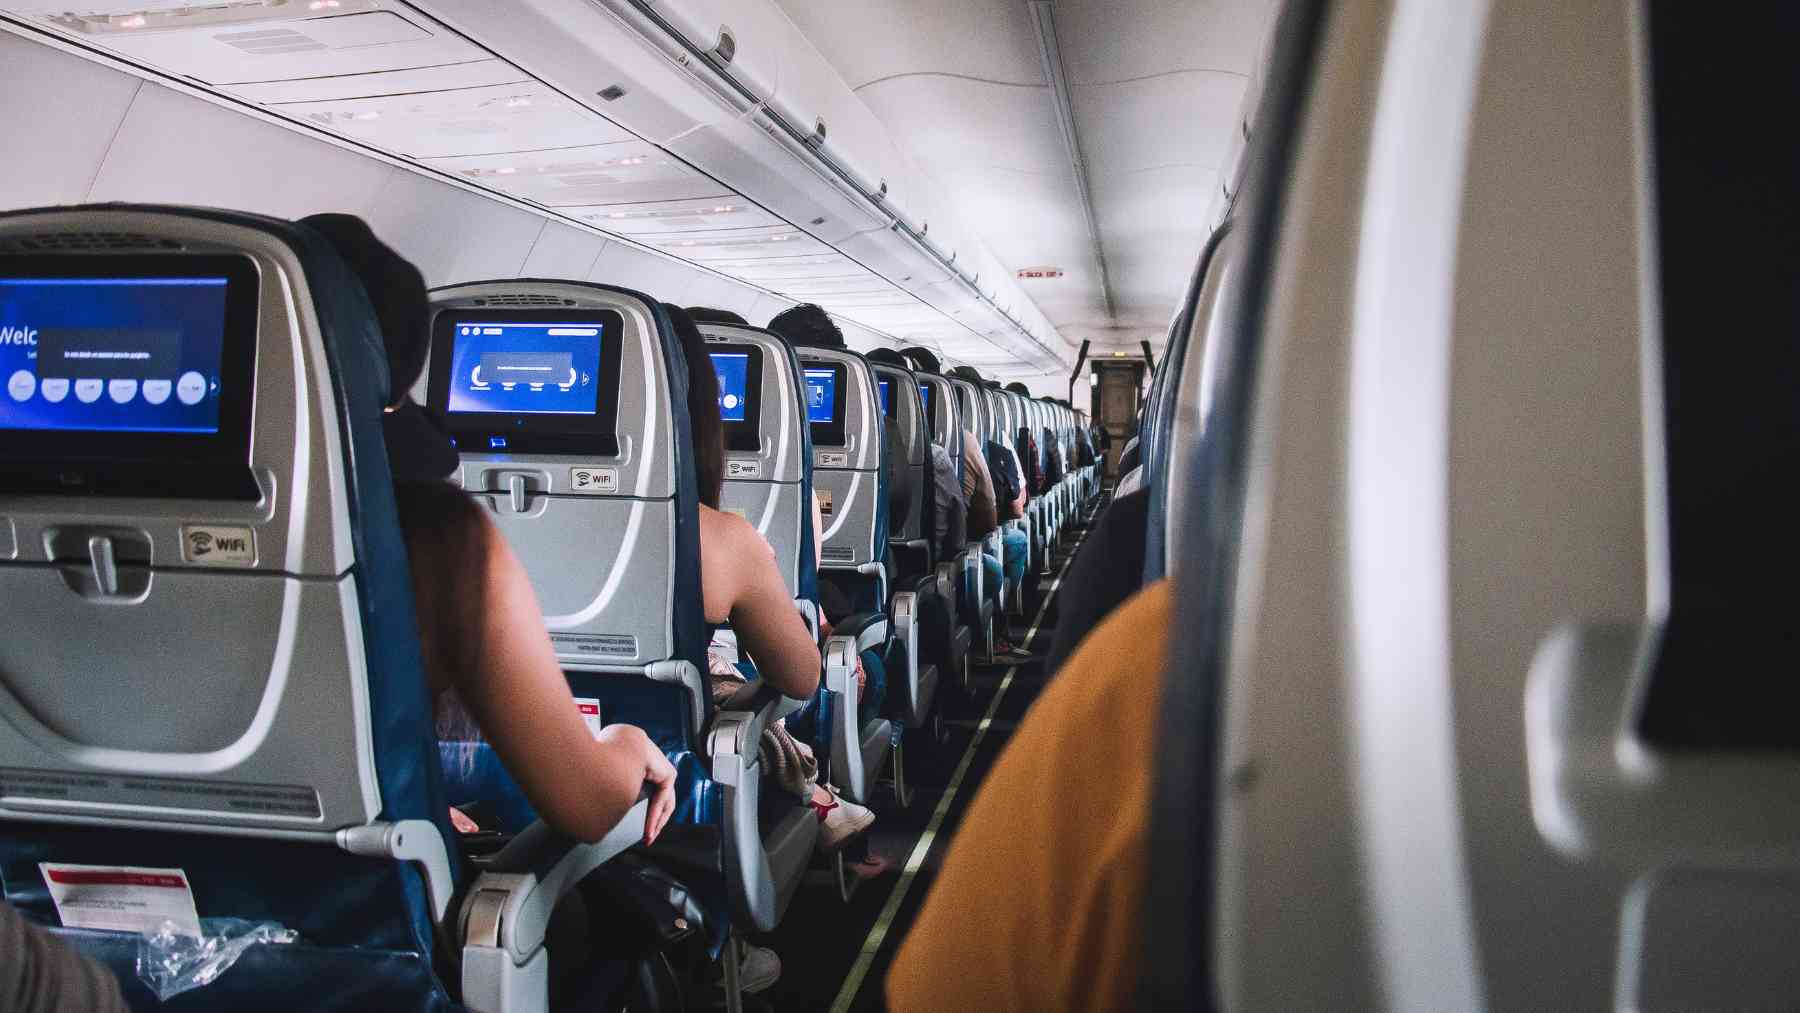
854, 655, 867, 701
640, 735, 678, 846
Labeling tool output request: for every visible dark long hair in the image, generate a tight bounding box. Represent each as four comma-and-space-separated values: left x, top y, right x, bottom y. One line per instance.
665, 304, 725, 509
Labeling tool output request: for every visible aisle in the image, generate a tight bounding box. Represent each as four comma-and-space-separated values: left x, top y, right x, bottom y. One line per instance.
754, 518, 1091, 1013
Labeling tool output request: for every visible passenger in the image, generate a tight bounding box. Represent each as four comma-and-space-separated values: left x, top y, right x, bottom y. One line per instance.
0, 900, 130, 1012
767, 302, 844, 349
301, 214, 677, 847
867, 347, 966, 564
947, 368, 1032, 659
886, 581, 1170, 1012
665, 305, 873, 845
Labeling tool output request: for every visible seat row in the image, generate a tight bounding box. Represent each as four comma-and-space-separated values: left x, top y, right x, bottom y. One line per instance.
0, 203, 1103, 1012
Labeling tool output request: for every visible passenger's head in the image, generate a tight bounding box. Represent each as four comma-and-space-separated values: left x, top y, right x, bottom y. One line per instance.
948, 365, 986, 386
900, 347, 941, 375
687, 306, 748, 326
665, 304, 725, 509
1004, 382, 1031, 397
865, 348, 908, 369
300, 213, 428, 405
768, 303, 844, 348
299, 212, 458, 485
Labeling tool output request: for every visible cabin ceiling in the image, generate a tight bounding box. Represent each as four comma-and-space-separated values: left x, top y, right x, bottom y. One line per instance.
0, 0, 1269, 375
774, 0, 1274, 355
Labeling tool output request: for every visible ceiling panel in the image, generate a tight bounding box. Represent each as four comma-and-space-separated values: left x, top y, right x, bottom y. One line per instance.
641, 227, 834, 263
566, 197, 784, 235
775, 0, 1275, 354
278, 81, 633, 159
703, 252, 864, 282
0, 30, 142, 207
426, 142, 728, 207
225, 58, 525, 105
88, 78, 395, 219
44, 4, 486, 85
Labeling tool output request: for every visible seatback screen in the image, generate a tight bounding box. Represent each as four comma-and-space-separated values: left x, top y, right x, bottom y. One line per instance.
919, 383, 934, 438
712, 352, 751, 422
427, 308, 625, 456
801, 360, 848, 449
707, 343, 763, 454
0, 254, 260, 499
3, 277, 228, 433
878, 379, 893, 419
446, 321, 602, 416
804, 367, 838, 424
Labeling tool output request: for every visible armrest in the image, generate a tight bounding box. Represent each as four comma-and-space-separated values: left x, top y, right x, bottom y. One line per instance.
706, 707, 780, 932
459, 798, 650, 966
829, 611, 890, 654
935, 561, 959, 612
711, 682, 803, 750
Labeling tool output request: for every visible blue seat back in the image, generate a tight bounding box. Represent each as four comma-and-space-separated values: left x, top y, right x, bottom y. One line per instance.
0, 204, 459, 1010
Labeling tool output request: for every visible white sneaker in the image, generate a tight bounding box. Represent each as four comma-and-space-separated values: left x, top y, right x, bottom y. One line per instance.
738, 944, 780, 994
812, 789, 875, 851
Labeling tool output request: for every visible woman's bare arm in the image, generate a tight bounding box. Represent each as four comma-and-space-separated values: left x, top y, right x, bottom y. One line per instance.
700, 506, 821, 701
424, 510, 676, 844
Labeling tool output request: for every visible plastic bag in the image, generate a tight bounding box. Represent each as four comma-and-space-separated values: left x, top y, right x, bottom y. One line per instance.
136, 917, 298, 1001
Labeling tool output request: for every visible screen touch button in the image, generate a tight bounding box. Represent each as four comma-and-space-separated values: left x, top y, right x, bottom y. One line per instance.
176, 371, 206, 406
6, 370, 33, 402
39, 378, 69, 403
74, 379, 103, 404
142, 379, 172, 405
108, 379, 138, 404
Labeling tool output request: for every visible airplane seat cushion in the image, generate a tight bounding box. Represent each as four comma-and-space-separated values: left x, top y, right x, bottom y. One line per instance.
0, 205, 459, 1008
1045, 487, 1150, 675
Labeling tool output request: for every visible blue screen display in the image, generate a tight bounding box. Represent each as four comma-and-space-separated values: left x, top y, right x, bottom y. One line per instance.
804, 367, 836, 423
712, 351, 750, 422
878, 379, 892, 417
919, 383, 932, 422
0, 277, 228, 433
445, 321, 602, 416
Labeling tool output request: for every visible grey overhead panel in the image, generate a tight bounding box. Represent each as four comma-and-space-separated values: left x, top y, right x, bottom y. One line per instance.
703, 322, 806, 597
805, 347, 882, 570
0, 208, 383, 834
431, 281, 677, 669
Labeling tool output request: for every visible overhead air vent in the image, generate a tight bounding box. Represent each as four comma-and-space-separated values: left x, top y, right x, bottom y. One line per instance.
712, 26, 736, 64
472, 294, 579, 307
216, 27, 327, 55
0, 232, 184, 253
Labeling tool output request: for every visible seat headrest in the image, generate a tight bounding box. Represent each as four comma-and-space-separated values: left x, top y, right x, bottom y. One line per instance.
1004, 381, 1031, 396
300, 213, 456, 484
948, 365, 986, 385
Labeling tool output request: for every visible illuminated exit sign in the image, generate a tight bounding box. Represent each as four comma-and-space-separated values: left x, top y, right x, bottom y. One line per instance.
1015, 266, 1064, 279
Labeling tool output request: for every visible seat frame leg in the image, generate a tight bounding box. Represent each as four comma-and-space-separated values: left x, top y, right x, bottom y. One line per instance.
722, 934, 745, 1013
